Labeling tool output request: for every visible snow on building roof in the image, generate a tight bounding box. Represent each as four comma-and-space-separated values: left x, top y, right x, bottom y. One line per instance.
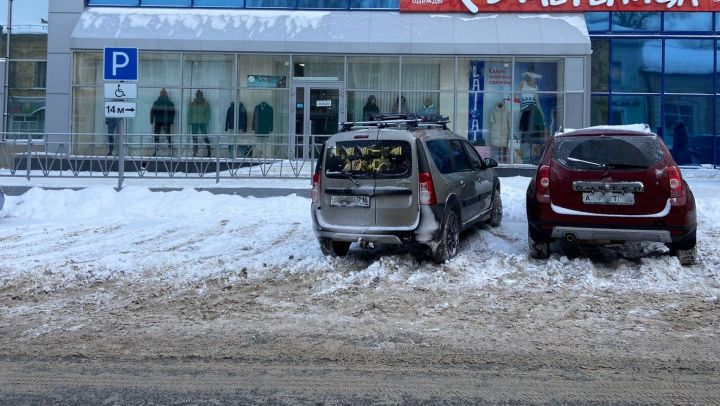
71, 8, 590, 55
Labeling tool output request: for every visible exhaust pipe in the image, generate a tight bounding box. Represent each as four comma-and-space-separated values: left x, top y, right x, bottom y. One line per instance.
565, 233, 576, 242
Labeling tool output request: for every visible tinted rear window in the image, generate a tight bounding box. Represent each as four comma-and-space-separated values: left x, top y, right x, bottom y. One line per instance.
426, 140, 453, 174
324, 140, 412, 179
553, 135, 664, 170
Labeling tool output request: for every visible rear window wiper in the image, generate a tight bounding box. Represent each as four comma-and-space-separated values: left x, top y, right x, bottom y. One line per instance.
566, 156, 605, 168
326, 170, 360, 186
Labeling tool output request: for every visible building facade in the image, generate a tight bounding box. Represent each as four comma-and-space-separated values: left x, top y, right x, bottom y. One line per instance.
42, 1, 719, 166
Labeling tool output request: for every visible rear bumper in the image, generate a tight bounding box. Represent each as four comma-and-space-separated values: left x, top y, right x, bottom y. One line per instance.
550, 226, 671, 243
314, 230, 406, 245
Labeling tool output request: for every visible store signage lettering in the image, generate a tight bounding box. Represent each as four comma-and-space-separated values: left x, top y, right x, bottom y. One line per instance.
247, 75, 287, 89
401, 0, 717, 12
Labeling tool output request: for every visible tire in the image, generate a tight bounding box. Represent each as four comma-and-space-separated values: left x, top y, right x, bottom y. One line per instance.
486, 187, 502, 227
668, 231, 697, 266
319, 239, 351, 257
528, 230, 550, 259
432, 209, 460, 264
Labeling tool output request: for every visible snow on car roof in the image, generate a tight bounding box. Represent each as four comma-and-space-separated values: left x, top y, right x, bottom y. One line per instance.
556, 124, 654, 137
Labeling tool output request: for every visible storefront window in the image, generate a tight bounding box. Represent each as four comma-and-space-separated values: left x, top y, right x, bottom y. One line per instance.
238, 89, 289, 157
610, 39, 661, 93
73, 52, 103, 85
664, 40, 714, 94
72, 86, 111, 153
456, 58, 512, 92
664, 12, 713, 32
126, 87, 179, 156
514, 59, 563, 93
611, 12, 660, 32
512, 92, 563, 164
402, 57, 454, 91
184, 54, 235, 89
663, 95, 714, 165
182, 88, 235, 157
347, 56, 399, 91
292, 55, 344, 80
139, 53, 182, 88
347, 91, 398, 122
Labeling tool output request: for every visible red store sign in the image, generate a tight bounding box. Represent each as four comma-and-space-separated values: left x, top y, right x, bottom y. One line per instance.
400, 0, 719, 12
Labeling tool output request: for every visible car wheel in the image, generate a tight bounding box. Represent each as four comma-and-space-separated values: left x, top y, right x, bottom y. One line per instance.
486, 187, 502, 227
319, 238, 351, 257
668, 231, 697, 266
433, 209, 460, 264
528, 230, 550, 259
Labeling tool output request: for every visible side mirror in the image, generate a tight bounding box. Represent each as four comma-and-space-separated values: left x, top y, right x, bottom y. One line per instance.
485, 158, 499, 168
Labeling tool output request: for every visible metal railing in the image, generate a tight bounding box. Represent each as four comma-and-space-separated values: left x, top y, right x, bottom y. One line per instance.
0, 132, 323, 187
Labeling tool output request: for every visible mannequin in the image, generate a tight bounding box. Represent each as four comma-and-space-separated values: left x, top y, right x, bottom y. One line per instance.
188, 90, 211, 157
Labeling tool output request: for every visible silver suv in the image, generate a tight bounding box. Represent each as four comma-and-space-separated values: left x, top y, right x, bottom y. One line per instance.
311, 117, 502, 263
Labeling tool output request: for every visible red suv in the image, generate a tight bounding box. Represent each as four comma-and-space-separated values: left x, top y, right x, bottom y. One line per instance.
526, 127, 697, 265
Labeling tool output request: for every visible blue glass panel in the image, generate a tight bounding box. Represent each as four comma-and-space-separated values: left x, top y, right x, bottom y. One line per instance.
664, 12, 712, 32
610, 95, 660, 130
665, 39, 714, 94
716, 97, 719, 167
246, 0, 296, 6
612, 12, 660, 31
194, 0, 244, 6
715, 12, 720, 31
585, 12, 609, 32
350, 0, 399, 8
141, 0, 191, 5
591, 39, 609, 92
717, 41, 720, 93
297, 0, 347, 7
88, 0, 138, 4
610, 39, 661, 93
664, 95, 714, 165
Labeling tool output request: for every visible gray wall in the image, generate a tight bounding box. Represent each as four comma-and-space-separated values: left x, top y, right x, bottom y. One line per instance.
46, 0, 84, 139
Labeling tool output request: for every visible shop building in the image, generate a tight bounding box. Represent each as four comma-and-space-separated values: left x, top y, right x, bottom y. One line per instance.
42, 1, 719, 166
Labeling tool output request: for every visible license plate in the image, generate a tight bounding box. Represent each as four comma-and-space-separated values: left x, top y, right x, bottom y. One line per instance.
330, 195, 371, 208
582, 192, 635, 205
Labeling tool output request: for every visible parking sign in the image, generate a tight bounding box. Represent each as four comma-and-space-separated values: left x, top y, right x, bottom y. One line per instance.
104, 47, 138, 81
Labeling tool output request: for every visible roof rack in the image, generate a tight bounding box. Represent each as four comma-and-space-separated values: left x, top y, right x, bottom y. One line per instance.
340, 113, 450, 132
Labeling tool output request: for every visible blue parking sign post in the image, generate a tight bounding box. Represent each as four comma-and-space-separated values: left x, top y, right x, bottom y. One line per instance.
103, 47, 137, 190
104, 47, 138, 81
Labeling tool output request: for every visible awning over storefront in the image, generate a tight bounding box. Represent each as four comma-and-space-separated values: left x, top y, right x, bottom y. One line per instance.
71, 8, 590, 56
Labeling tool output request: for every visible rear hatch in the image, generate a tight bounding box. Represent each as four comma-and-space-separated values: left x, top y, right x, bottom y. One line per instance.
320, 130, 417, 229
549, 134, 670, 216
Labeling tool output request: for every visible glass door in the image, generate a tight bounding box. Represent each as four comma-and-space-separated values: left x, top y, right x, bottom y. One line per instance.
291, 82, 344, 160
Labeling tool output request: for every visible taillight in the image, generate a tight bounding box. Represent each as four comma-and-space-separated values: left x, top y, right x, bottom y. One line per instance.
536, 165, 550, 203
419, 172, 437, 205
311, 172, 320, 203
668, 166, 684, 199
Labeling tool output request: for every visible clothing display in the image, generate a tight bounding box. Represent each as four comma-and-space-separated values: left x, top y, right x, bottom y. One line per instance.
362, 95, 380, 121
225, 102, 247, 132
150, 90, 175, 155
488, 102, 510, 148
391, 97, 409, 114
105, 117, 119, 156
252, 101, 274, 135
420, 103, 437, 116
188, 91, 211, 157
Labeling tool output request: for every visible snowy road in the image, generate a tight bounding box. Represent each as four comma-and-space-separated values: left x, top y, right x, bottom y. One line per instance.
1, 175, 719, 403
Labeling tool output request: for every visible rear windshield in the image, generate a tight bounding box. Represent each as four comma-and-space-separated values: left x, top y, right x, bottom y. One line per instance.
324, 140, 412, 179
552, 135, 664, 170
